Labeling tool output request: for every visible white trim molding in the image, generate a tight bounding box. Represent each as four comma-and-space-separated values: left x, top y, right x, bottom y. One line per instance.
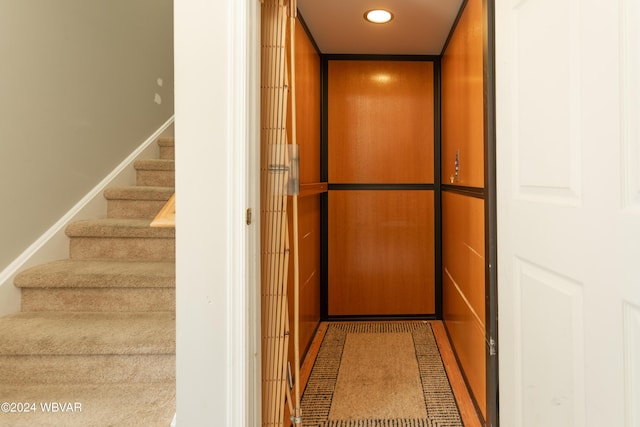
174, 0, 259, 425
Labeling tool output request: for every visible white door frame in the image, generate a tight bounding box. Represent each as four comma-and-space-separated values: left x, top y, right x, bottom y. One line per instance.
174, 0, 261, 425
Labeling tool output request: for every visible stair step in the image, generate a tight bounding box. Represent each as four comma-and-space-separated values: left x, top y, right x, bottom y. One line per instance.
66, 219, 175, 261
134, 159, 175, 187
0, 383, 175, 425
158, 136, 175, 160
0, 312, 175, 385
15, 260, 175, 312
104, 186, 174, 219
20, 287, 175, 312
0, 354, 175, 385
0, 312, 175, 355
15, 260, 175, 288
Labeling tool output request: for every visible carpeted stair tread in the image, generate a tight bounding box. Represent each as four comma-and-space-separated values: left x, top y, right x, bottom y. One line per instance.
66, 218, 175, 238
0, 354, 175, 385
157, 136, 174, 147
157, 138, 175, 161
0, 382, 174, 426
104, 186, 174, 201
0, 312, 175, 356
105, 187, 175, 219
14, 260, 175, 289
134, 159, 174, 171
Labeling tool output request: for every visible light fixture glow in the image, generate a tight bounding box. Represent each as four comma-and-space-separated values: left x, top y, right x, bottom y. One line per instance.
364, 9, 393, 24
372, 73, 392, 83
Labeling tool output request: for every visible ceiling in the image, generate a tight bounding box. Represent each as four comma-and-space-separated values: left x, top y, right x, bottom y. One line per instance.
296, 0, 464, 55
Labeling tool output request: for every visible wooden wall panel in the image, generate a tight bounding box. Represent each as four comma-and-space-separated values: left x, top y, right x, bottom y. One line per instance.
441, 0, 484, 188
443, 272, 487, 419
442, 192, 485, 320
328, 61, 434, 184
328, 190, 435, 316
441, 0, 488, 416
442, 191, 486, 418
285, 20, 322, 366
288, 195, 322, 362
292, 20, 321, 184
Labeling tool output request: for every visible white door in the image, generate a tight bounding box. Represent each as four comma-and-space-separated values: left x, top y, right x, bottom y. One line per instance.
496, 0, 640, 426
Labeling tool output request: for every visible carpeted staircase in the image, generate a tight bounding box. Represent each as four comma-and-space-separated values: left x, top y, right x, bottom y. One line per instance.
0, 137, 176, 426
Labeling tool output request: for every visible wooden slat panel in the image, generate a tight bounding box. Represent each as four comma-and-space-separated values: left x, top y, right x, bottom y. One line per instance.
328, 190, 435, 316
328, 60, 434, 184
260, 1, 292, 424
441, 0, 484, 188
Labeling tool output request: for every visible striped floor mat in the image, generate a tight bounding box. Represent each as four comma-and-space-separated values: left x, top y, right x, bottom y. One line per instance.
300, 322, 463, 427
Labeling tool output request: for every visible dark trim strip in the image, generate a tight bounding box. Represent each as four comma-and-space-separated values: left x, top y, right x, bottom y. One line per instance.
320, 56, 329, 321
326, 314, 437, 322
320, 191, 329, 320
441, 184, 486, 199
323, 54, 440, 62
434, 58, 443, 320
441, 0, 470, 55
329, 183, 435, 191
484, 0, 499, 425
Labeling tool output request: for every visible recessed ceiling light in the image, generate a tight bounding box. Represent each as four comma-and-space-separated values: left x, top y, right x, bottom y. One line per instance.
364, 9, 393, 24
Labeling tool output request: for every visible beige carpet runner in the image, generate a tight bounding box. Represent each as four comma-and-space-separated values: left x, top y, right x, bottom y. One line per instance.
301, 322, 463, 427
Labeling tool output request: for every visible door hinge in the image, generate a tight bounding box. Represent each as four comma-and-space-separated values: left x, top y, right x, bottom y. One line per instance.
246, 208, 252, 225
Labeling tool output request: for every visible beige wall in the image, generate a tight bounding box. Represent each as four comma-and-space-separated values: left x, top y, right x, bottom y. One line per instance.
0, 0, 174, 270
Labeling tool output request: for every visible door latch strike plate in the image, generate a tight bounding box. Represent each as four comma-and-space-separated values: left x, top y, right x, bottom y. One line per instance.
489, 337, 497, 356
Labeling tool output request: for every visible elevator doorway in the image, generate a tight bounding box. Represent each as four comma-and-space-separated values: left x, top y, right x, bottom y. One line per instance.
286, 0, 498, 424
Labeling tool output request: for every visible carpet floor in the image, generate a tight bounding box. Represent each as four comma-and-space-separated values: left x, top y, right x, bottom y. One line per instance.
301, 322, 463, 427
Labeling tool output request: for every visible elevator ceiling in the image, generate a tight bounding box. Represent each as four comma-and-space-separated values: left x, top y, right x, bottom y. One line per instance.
296, 0, 464, 55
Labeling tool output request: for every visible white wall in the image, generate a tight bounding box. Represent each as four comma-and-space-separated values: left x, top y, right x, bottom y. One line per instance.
174, 0, 260, 425
0, 0, 174, 272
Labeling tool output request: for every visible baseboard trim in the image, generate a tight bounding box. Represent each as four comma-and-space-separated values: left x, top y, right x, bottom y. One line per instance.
0, 116, 175, 316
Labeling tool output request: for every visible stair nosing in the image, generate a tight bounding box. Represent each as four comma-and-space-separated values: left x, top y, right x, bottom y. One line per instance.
134, 159, 175, 171
66, 218, 175, 238
104, 186, 175, 201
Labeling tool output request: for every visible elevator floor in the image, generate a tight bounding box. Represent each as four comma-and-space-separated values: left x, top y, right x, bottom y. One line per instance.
297, 321, 482, 426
